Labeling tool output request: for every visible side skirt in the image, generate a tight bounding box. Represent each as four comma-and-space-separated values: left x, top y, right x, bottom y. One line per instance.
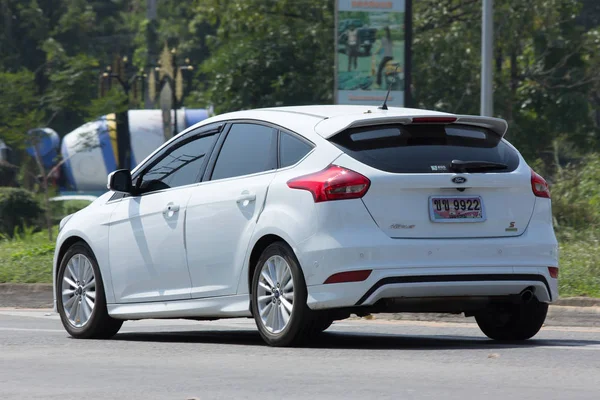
107, 294, 252, 320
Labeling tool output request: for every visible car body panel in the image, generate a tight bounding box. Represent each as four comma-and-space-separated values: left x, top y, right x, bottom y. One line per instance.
335, 153, 537, 239
106, 186, 197, 303
185, 171, 277, 298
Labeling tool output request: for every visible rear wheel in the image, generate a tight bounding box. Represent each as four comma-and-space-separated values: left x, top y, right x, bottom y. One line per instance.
56, 242, 123, 339
475, 300, 548, 341
251, 242, 322, 347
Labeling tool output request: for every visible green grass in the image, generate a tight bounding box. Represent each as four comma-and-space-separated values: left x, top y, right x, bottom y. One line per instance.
0, 226, 57, 284
1, 224, 599, 299
556, 229, 600, 298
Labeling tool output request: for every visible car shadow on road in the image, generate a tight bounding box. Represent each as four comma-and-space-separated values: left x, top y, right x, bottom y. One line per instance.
111, 329, 600, 351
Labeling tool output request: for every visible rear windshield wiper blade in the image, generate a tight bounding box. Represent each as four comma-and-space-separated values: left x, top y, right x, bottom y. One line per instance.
450, 159, 508, 172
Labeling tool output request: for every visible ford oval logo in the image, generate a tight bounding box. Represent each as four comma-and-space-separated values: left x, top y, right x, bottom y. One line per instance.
452, 176, 467, 184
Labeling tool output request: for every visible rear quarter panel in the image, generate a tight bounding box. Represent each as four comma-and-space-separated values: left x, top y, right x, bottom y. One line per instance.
235, 139, 342, 294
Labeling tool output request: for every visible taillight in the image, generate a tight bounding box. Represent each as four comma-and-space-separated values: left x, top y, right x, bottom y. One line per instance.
531, 169, 550, 199
548, 267, 559, 279
287, 165, 370, 202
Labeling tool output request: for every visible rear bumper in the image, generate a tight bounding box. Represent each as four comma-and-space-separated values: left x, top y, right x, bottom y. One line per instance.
306, 266, 558, 311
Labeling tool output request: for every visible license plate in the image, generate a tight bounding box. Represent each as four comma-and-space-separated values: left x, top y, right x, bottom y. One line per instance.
429, 196, 485, 223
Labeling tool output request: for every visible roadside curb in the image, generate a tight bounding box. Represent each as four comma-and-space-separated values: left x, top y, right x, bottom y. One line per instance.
1, 283, 599, 326
553, 297, 600, 307
0, 283, 53, 309
365, 305, 600, 327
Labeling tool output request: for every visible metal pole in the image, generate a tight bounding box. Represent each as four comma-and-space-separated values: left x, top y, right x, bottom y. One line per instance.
481, 0, 493, 116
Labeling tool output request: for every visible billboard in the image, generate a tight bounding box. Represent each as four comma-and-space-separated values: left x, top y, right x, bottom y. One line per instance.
335, 0, 410, 107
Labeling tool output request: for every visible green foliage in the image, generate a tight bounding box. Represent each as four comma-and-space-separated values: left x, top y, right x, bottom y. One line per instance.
0, 187, 43, 238
0, 69, 45, 149
551, 154, 600, 229
0, 226, 57, 284
413, 0, 600, 162
0, 161, 18, 187
557, 230, 600, 298
48, 199, 91, 225
195, 0, 334, 113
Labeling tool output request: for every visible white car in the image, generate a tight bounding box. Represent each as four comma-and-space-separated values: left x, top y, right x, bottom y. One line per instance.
53, 105, 558, 346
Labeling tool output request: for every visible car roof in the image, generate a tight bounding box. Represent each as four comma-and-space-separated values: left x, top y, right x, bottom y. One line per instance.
194, 105, 508, 140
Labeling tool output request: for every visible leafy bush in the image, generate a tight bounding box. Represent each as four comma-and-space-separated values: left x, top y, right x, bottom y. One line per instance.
48, 199, 92, 225
0, 187, 43, 238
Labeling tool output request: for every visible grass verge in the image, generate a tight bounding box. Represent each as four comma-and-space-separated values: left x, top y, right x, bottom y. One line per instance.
556, 229, 600, 298
1, 226, 599, 298
0, 226, 57, 284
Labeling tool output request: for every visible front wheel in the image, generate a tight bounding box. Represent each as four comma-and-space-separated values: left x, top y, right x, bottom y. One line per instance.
475, 300, 548, 341
251, 242, 322, 347
56, 242, 123, 339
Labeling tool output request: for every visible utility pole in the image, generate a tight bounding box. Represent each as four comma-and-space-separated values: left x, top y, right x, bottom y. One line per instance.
481, 0, 493, 117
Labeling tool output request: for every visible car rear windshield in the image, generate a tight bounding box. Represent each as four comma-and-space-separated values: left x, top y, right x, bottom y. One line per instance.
329, 124, 519, 173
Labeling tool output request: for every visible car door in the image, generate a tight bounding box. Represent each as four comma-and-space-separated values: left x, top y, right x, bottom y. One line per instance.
107, 127, 220, 303
184, 122, 278, 298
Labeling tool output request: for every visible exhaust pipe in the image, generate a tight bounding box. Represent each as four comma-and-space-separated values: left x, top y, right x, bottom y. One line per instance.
520, 287, 535, 304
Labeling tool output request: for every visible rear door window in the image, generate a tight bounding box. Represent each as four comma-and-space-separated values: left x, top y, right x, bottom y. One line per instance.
329, 124, 519, 173
210, 123, 278, 181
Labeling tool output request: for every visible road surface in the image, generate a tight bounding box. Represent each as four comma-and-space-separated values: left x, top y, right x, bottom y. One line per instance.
1, 309, 599, 399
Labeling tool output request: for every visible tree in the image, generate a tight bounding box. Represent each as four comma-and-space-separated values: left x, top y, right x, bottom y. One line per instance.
193, 0, 334, 113
412, 0, 600, 165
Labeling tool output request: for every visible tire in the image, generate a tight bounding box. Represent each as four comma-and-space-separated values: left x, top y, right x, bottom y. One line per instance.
314, 315, 334, 333
475, 300, 548, 341
56, 242, 123, 339
251, 241, 322, 347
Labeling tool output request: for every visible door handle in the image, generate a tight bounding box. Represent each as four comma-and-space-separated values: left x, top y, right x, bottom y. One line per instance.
236, 192, 256, 204
163, 203, 180, 214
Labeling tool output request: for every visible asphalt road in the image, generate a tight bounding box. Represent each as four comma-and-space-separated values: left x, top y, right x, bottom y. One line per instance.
1, 309, 599, 400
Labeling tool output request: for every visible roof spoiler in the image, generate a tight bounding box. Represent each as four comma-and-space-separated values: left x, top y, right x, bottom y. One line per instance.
320, 114, 509, 139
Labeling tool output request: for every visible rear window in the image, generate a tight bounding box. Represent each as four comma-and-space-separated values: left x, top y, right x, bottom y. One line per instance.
329, 124, 519, 173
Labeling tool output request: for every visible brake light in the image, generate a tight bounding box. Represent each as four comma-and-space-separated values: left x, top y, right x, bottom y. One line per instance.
324, 270, 372, 284
411, 116, 457, 124
531, 169, 550, 199
548, 267, 559, 279
287, 165, 370, 202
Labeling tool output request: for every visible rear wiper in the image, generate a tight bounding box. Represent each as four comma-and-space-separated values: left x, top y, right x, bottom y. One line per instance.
450, 159, 508, 172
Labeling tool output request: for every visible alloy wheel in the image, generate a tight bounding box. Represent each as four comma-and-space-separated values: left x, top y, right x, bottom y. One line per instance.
60, 254, 96, 328
256, 255, 295, 334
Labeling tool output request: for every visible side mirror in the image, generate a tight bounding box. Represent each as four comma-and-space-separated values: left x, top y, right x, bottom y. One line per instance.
107, 169, 133, 193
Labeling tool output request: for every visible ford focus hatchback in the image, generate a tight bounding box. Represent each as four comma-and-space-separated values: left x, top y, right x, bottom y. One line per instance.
53, 105, 558, 346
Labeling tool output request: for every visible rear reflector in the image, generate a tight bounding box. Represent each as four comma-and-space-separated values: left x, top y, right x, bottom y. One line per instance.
411, 116, 457, 124
531, 169, 551, 199
548, 267, 559, 279
287, 165, 370, 203
324, 270, 372, 284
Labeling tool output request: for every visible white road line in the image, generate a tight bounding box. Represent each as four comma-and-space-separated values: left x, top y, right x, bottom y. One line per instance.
0, 327, 64, 333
